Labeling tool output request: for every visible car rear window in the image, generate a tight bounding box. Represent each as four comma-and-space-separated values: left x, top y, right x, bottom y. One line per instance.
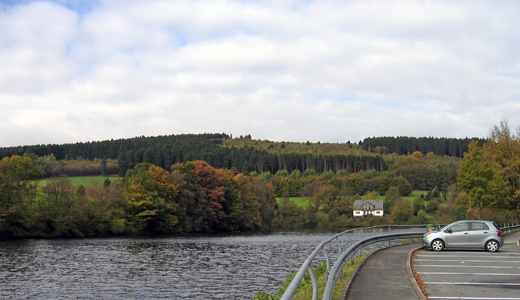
470, 222, 489, 231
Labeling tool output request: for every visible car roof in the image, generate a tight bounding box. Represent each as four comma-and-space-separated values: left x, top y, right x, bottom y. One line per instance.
454, 220, 493, 223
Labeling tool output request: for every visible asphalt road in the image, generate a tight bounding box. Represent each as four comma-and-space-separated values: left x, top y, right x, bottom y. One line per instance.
414, 231, 520, 300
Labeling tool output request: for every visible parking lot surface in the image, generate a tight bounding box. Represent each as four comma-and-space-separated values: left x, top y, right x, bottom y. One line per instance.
414, 241, 520, 300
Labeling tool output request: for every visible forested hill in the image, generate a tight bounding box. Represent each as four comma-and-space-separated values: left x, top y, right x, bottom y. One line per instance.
0, 133, 483, 178
361, 136, 487, 158
0, 133, 384, 177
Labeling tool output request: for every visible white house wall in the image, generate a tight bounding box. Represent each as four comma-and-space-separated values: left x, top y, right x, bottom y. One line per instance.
353, 210, 384, 217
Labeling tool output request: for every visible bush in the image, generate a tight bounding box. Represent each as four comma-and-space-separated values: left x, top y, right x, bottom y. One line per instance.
425, 200, 440, 214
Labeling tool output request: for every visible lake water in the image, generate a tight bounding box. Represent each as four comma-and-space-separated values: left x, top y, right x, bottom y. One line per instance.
0, 229, 352, 300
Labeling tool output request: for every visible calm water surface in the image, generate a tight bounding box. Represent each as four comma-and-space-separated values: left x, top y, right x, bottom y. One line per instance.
0, 229, 348, 299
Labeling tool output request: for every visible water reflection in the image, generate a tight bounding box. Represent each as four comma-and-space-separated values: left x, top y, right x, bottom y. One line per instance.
0, 229, 346, 299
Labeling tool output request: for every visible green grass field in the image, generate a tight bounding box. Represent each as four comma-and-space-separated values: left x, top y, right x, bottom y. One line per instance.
32, 176, 120, 188
276, 197, 311, 206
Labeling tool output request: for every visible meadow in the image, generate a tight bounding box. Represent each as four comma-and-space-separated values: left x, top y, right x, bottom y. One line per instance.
276, 197, 311, 206
32, 176, 120, 188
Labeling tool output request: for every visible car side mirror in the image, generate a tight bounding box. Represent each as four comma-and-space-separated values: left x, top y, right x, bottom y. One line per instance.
445, 228, 452, 233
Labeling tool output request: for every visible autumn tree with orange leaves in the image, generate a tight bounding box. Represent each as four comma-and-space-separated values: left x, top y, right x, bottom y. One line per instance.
192, 160, 228, 224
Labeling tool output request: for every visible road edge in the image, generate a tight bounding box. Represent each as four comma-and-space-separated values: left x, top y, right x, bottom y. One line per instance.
407, 246, 428, 300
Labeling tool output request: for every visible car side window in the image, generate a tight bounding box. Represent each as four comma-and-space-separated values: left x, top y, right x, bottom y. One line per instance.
450, 223, 469, 232
470, 222, 489, 231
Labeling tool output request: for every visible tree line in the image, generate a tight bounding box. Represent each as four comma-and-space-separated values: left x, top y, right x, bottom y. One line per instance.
0, 154, 428, 240
0, 156, 280, 238
0, 133, 387, 178
0, 155, 406, 239
0, 133, 466, 193
361, 136, 487, 157
0, 133, 228, 163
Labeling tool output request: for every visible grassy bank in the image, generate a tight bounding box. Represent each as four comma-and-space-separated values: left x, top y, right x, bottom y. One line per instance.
254, 253, 370, 300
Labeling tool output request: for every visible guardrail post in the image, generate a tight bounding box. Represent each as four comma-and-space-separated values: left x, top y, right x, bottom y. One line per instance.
373, 228, 376, 252
348, 236, 354, 264
323, 247, 330, 279
308, 266, 318, 300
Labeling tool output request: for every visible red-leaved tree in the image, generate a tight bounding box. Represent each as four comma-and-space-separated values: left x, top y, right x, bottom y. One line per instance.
192, 160, 227, 223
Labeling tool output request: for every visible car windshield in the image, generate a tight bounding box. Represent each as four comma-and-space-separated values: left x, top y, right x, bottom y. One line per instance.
439, 222, 470, 232
439, 224, 451, 231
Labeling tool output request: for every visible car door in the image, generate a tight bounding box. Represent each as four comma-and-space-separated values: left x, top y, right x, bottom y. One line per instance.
469, 222, 490, 247
445, 222, 470, 247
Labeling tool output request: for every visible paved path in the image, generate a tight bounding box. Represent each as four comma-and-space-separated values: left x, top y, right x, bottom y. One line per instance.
345, 243, 421, 300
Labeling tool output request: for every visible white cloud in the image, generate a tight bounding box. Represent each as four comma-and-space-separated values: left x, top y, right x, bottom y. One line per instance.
1, 0, 520, 147
0, 2, 78, 95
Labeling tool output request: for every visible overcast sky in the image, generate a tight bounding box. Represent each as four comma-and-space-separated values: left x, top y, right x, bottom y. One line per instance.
1, 0, 519, 147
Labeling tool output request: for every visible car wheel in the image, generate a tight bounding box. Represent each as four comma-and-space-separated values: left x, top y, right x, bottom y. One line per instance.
431, 239, 444, 251
486, 240, 499, 252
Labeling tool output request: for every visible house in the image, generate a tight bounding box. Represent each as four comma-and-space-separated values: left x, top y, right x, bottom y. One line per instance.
353, 199, 384, 217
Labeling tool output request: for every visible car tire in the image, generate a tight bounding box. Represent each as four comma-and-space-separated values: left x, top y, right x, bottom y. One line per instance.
431, 239, 444, 251
485, 240, 499, 252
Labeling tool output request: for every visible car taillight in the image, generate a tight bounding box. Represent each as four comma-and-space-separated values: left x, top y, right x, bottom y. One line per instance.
497, 230, 502, 237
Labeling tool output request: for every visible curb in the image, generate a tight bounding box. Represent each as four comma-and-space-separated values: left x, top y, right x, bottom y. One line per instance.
407, 246, 428, 300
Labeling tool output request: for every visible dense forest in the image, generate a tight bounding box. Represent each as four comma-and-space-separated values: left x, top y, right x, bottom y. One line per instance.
0, 133, 387, 178
361, 136, 487, 157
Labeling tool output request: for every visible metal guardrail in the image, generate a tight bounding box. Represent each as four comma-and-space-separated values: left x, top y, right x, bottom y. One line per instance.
321, 231, 425, 299
279, 224, 434, 300
497, 222, 520, 232
499, 223, 520, 233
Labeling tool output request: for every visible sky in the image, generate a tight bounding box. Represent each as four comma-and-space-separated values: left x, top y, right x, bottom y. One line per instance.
1, 0, 519, 147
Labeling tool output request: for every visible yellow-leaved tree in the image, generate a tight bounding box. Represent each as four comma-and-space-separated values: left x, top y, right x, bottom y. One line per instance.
122, 163, 178, 233
458, 140, 507, 220
486, 120, 520, 221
